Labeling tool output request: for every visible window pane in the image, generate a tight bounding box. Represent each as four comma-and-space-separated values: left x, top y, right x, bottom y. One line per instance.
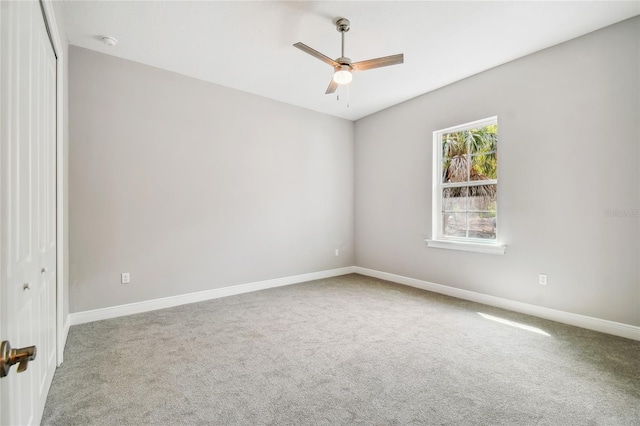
471, 152, 497, 180
468, 212, 496, 240
442, 132, 467, 159
442, 131, 469, 183
468, 125, 498, 155
468, 185, 497, 212
443, 212, 466, 237
443, 154, 469, 183
443, 187, 467, 211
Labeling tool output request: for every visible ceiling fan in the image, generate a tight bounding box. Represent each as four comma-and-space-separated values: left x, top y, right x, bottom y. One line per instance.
294, 18, 404, 94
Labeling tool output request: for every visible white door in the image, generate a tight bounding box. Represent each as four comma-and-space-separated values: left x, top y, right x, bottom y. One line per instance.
1, 0, 58, 424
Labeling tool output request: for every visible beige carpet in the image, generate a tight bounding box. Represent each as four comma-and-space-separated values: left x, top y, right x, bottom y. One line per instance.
43, 274, 640, 425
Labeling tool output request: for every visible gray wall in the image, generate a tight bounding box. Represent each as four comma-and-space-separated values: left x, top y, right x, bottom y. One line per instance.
69, 47, 354, 313
355, 17, 640, 326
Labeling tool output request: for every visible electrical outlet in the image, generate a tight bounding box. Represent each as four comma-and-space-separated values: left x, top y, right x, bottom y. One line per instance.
121, 272, 130, 284
335, 249, 340, 256
539, 273, 547, 286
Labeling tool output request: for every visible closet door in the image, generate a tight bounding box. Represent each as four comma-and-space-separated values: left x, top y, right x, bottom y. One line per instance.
0, 1, 57, 424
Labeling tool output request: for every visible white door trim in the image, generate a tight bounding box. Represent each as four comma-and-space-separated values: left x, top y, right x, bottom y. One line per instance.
39, 0, 67, 366
0, 2, 3, 421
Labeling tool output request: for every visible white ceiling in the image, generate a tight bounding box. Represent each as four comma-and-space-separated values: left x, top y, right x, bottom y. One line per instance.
61, 1, 639, 121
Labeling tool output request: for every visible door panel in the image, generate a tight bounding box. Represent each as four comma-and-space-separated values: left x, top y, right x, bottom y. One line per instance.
0, 0, 57, 424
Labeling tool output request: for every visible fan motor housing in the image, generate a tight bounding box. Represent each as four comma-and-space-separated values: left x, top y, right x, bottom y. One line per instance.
335, 57, 352, 66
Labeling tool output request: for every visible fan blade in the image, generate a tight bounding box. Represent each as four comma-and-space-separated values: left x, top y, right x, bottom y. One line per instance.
352, 53, 404, 72
325, 79, 338, 94
293, 42, 340, 67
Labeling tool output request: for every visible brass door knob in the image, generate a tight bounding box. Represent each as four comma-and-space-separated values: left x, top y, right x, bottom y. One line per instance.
1, 341, 37, 378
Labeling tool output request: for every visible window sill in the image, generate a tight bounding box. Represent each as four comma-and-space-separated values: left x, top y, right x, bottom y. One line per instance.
425, 239, 506, 255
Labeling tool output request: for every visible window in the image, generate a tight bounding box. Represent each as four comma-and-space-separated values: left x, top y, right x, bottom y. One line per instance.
426, 117, 505, 254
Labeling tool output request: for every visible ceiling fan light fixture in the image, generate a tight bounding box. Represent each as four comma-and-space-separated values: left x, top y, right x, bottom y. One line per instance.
293, 17, 403, 95
333, 65, 352, 85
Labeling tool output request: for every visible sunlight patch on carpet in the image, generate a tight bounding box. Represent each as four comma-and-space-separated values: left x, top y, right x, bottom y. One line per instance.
478, 312, 551, 336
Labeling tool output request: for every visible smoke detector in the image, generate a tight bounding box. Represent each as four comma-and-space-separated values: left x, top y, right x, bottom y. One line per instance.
101, 36, 117, 47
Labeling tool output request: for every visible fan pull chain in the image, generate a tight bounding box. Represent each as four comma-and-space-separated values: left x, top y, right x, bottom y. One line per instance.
335, 86, 350, 107
346, 84, 350, 108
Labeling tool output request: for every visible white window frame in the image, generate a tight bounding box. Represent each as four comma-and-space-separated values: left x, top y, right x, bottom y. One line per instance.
426, 116, 506, 255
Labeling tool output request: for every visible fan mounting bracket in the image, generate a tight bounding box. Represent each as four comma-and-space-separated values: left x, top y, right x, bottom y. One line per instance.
335, 18, 350, 33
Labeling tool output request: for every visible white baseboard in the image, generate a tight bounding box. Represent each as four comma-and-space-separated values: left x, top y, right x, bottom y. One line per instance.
353, 267, 640, 342
63, 316, 71, 346
69, 265, 639, 342
70, 266, 356, 326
